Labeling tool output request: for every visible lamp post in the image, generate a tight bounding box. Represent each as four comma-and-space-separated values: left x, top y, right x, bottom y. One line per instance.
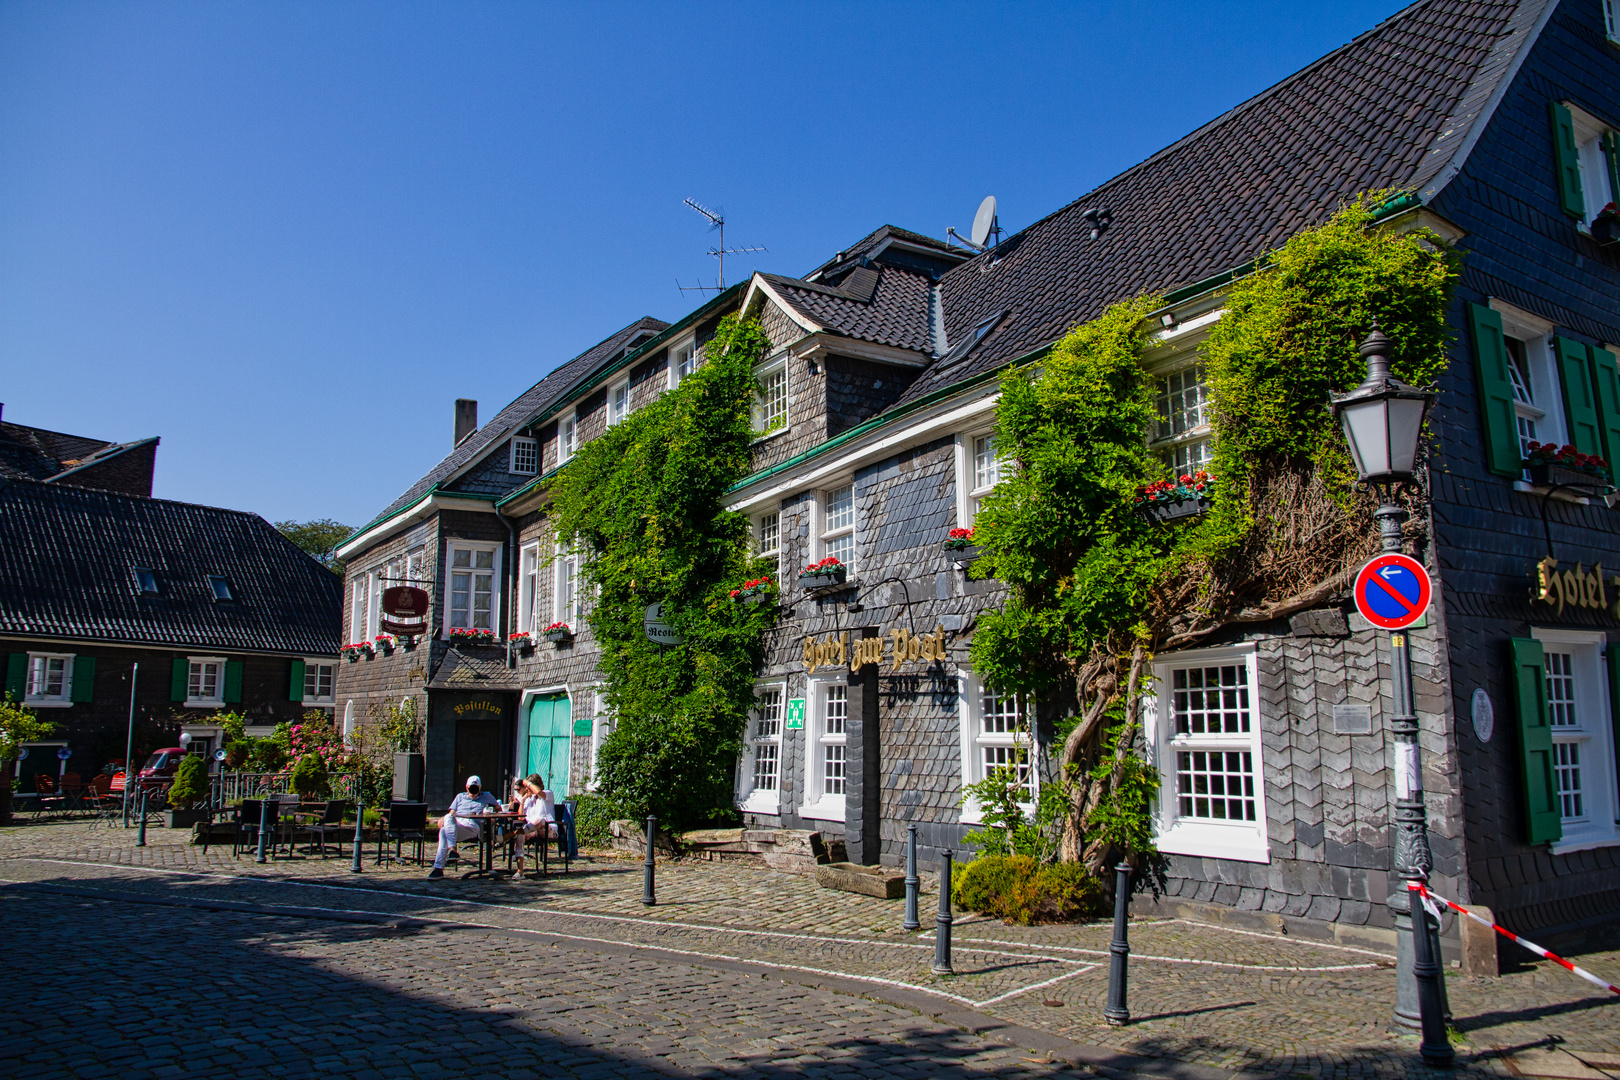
1330, 323, 1453, 1067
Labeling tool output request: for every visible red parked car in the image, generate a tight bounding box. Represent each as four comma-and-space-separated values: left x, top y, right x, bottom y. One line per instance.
132, 747, 187, 796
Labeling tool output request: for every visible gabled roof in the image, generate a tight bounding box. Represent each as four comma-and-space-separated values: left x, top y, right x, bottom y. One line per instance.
0, 477, 342, 655
0, 420, 158, 489
364, 315, 669, 527
759, 265, 936, 353
803, 224, 968, 282
884, 0, 1542, 411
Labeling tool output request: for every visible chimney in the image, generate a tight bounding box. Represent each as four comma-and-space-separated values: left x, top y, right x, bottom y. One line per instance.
454, 399, 477, 447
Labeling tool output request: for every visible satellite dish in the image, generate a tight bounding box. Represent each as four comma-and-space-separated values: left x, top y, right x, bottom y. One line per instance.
971, 196, 998, 248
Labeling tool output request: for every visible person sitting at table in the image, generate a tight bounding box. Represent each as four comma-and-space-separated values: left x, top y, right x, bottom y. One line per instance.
427, 774, 500, 879
512, 773, 557, 875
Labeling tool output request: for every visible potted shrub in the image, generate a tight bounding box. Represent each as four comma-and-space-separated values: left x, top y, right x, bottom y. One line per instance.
509, 630, 534, 652
943, 527, 980, 564
290, 752, 331, 801
728, 576, 774, 605
164, 754, 212, 829
1592, 202, 1620, 247
1525, 441, 1613, 490
798, 557, 847, 588
1137, 470, 1216, 524
373, 633, 397, 655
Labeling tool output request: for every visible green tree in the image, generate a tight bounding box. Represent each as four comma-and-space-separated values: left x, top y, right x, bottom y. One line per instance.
0, 695, 59, 826
274, 518, 353, 574
168, 754, 210, 808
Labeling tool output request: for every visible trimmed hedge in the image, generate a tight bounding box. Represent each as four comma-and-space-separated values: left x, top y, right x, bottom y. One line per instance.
952, 854, 1109, 925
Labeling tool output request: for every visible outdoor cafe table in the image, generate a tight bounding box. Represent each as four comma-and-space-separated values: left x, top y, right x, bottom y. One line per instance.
462, 811, 524, 881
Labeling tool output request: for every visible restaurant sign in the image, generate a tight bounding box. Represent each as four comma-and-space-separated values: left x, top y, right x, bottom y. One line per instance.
380, 586, 431, 636
1532, 558, 1620, 618
803, 625, 950, 674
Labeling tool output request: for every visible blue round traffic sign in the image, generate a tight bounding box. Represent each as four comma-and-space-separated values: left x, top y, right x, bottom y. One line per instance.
1354, 553, 1432, 630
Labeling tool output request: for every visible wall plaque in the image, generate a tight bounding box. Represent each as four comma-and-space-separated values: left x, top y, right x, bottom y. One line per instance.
1470, 688, 1494, 744
1332, 703, 1373, 735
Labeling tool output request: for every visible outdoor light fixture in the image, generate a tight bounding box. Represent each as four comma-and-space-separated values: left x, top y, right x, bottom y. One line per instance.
178, 731, 192, 746
1330, 322, 1436, 491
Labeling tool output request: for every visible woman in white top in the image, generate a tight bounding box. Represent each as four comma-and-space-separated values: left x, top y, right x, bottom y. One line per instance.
513, 773, 557, 876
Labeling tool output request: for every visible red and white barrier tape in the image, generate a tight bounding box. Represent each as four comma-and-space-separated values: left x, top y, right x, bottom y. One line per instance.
1409, 883, 1619, 996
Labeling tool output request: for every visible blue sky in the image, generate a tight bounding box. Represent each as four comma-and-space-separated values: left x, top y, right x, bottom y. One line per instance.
0, 0, 1409, 527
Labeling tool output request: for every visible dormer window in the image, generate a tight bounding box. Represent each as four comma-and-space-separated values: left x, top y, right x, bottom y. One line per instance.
509, 435, 538, 475
134, 568, 159, 594
207, 576, 233, 601
609, 381, 629, 426
754, 359, 788, 435
560, 415, 578, 463
669, 342, 700, 388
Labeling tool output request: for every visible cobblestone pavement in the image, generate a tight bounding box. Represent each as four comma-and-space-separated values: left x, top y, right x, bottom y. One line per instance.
4, 819, 1618, 1079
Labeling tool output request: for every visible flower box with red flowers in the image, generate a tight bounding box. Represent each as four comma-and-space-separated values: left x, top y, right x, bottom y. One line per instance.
728, 576, 775, 605
373, 633, 397, 654
1137, 470, 1217, 524
1524, 442, 1613, 489
508, 631, 534, 651
342, 642, 373, 662
1592, 203, 1620, 247
944, 527, 975, 551
449, 627, 498, 646
797, 557, 847, 588
541, 622, 573, 643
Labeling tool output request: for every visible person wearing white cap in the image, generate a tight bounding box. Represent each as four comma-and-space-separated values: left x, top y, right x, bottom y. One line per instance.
427, 774, 500, 878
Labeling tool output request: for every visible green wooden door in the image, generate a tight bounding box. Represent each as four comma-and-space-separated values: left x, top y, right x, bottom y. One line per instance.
526, 694, 571, 799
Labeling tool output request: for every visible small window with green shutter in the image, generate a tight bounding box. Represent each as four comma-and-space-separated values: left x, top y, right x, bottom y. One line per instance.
5, 654, 27, 702
182, 656, 227, 706
18, 653, 74, 707
1510, 636, 1563, 845
69, 656, 95, 703
1527, 631, 1620, 853
1554, 101, 1619, 228
1555, 335, 1603, 457
1552, 102, 1586, 220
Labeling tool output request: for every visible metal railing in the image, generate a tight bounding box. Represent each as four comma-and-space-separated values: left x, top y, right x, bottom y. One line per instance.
211, 771, 359, 807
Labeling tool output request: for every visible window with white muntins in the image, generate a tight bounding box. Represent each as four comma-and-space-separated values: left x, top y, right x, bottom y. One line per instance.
350, 574, 370, 644
669, 341, 701, 388
446, 544, 499, 633
953, 430, 1007, 530
755, 512, 780, 574
510, 436, 538, 475
818, 483, 855, 571
560, 415, 578, 463
303, 660, 335, 705
737, 683, 785, 814
1531, 628, 1620, 854
587, 687, 613, 792
609, 381, 629, 426
959, 672, 1037, 825
188, 657, 226, 707
1493, 301, 1566, 470
754, 360, 788, 435
800, 678, 848, 822
1152, 365, 1214, 474
555, 543, 578, 627
1569, 105, 1618, 229
1146, 644, 1270, 863
25, 654, 73, 706
518, 543, 541, 634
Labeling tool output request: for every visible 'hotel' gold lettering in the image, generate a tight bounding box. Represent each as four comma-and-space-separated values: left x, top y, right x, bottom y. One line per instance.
805, 625, 949, 672
1533, 558, 1616, 618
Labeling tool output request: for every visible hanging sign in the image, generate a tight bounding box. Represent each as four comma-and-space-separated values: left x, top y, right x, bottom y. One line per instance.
1531, 558, 1619, 618
643, 602, 684, 646
802, 625, 950, 674
380, 586, 431, 636
1353, 554, 1432, 630
785, 698, 805, 730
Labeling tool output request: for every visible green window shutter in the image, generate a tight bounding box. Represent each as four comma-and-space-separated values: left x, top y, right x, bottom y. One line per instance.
288, 659, 306, 702
1602, 133, 1620, 210
1556, 336, 1603, 457
171, 657, 189, 701
1551, 101, 1586, 219
1510, 637, 1563, 846
1587, 346, 1620, 467
4, 654, 25, 702
1466, 303, 1523, 476
69, 656, 95, 703
223, 660, 244, 703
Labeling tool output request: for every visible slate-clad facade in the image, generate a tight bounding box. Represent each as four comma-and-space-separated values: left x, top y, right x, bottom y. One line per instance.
336, 0, 1620, 948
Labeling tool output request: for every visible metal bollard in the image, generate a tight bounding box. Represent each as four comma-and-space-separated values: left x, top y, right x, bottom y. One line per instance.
1104, 862, 1132, 1025
349, 791, 364, 874
255, 797, 271, 864
641, 815, 657, 906
136, 789, 148, 847
932, 849, 954, 975
902, 822, 920, 932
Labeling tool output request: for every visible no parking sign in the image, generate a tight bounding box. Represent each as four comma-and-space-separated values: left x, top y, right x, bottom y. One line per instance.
1353, 554, 1432, 630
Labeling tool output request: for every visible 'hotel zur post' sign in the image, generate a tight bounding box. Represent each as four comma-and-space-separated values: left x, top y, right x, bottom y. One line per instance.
802, 625, 950, 674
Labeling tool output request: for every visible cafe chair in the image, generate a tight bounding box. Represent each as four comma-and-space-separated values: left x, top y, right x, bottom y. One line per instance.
301, 799, 350, 858
379, 801, 429, 866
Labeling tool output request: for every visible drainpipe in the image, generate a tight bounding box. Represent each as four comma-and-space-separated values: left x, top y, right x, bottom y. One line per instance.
503, 512, 517, 670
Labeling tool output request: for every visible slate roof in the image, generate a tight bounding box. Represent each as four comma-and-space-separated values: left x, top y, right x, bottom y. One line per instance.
0, 477, 342, 655
427, 646, 520, 690
881, 0, 1537, 410
367, 315, 669, 526
0, 420, 157, 486
761, 265, 936, 353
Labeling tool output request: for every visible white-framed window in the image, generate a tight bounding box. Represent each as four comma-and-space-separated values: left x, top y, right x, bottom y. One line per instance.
445, 543, 500, 633
24, 653, 74, 707
303, 660, 336, 706
1569, 105, 1618, 229
1532, 628, 1620, 854
609, 381, 630, 426
349, 573, 370, 643
559, 414, 578, 464
737, 683, 785, 813
958, 671, 1037, 825
816, 482, 856, 572
669, 341, 699, 388
517, 543, 541, 634
1605, 0, 1617, 43
1149, 364, 1214, 474
554, 542, 578, 627
587, 686, 613, 792
954, 430, 1006, 529
187, 657, 226, 707
509, 436, 539, 475
1145, 644, 1270, 863
755, 511, 780, 573
800, 677, 848, 821
405, 545, 427, 589
1492, 301, 1566, 466
754, 359, 788, 435
368, 566, 386, 640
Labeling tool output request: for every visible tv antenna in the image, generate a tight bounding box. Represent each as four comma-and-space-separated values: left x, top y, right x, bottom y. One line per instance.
677, 198, 767, 294
948, 195, 1001, 252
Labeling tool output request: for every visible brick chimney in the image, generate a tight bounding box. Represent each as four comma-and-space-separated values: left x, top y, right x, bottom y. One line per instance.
454, 399, 477, 447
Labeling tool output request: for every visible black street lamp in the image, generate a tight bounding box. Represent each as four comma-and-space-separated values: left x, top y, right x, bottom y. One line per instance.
1330, 323, 1453, 1067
